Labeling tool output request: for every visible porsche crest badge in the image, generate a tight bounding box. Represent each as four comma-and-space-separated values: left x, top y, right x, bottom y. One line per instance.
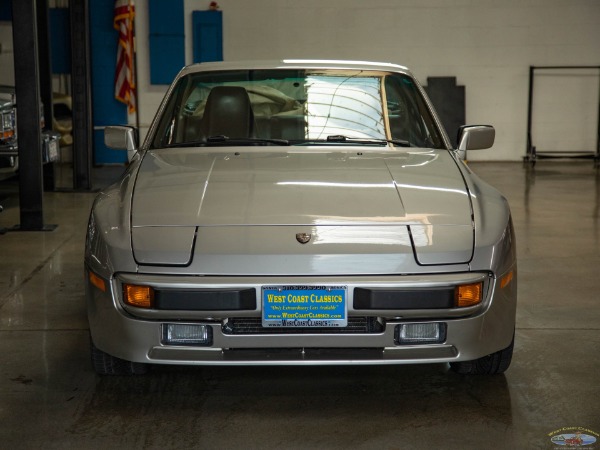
296, 233, 312, 244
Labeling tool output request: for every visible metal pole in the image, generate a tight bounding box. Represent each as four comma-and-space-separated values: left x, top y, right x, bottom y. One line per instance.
36, 0, 56, 191
70, 0, 93, 190
36, 0, 53, 135
11, 0, 48, 230
525, 66, 534, 164
596, 69, 600, 167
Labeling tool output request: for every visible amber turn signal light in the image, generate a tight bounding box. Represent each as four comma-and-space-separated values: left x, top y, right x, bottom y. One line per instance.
89, 271, 106, 292
500, 270, 514, 289
455, 282, 483, 307
123, 284, 154, 308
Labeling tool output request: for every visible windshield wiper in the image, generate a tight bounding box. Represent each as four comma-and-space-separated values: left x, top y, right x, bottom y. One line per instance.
164, 135, 290, 148
164, 135, 408, 148
325, 135, 411, 147
206, 135, 290, 146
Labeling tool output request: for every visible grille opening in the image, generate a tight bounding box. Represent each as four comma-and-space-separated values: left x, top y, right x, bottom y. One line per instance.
222, 347, 385, 361
222, 317, 384, 335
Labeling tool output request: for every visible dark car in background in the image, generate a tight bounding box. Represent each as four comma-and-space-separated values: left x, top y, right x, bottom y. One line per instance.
0, 85, 60, 179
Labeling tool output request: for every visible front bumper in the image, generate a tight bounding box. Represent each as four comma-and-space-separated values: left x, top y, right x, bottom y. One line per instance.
86, 271, 517, 366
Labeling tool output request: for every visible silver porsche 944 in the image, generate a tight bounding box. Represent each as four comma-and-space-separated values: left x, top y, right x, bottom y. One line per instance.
85, 60, 516, 375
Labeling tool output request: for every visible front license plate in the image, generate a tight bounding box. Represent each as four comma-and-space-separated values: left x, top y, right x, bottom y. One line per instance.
262, 285, 347, 327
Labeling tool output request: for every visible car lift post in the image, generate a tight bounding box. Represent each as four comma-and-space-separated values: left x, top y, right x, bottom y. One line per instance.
11, 0, 56, 231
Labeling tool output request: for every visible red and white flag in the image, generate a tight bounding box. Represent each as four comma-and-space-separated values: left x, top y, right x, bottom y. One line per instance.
114, 0, 136, 114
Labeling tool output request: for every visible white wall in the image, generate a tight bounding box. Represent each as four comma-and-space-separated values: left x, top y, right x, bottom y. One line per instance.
133, 0, 600, 161
4, 1, 599, 160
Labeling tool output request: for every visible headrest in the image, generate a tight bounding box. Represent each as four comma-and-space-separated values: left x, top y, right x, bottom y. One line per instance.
200, 86, 255, 139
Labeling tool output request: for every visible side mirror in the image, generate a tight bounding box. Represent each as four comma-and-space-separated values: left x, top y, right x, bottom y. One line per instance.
457, 125, 495, 151
104, 125, 138, 162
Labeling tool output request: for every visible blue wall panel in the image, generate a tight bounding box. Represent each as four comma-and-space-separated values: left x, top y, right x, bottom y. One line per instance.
89, 0, 127, 164
192, 11, 223, 64
149, 0, 183, 35
149, 35, 185, 84
149, 0, 185, 85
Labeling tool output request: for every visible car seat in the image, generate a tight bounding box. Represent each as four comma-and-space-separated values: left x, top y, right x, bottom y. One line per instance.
199, 86, 256, 140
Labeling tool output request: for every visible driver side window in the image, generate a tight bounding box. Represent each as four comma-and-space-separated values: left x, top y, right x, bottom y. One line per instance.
385, 76, 443, 148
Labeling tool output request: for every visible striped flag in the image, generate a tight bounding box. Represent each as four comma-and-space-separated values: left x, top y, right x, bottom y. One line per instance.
114, 0, 136, 114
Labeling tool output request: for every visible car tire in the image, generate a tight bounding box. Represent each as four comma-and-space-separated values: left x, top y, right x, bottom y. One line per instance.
90, 336, 149, 375
450, 335, 514, 375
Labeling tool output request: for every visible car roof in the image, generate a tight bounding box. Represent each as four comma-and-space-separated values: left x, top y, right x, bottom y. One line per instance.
179, 59, 413, 77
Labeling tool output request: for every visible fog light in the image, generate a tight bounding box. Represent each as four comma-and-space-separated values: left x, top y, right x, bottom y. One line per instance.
162, 324, 213, 346
396, 323, 446, 345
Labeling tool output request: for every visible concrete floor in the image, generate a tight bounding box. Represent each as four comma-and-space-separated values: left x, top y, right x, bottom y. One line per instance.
0, 161, 599, 449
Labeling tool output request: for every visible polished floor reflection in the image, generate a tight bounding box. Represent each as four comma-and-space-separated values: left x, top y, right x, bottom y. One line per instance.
0, 162, 599, 449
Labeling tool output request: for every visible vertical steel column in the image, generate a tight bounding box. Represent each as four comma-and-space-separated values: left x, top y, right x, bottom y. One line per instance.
525, 66, 535, 164
596, 72, 600, 167
36, 0, 55, 191
37, 0, 53, 134
70, 0, 92, 190
11, 0, 46, 230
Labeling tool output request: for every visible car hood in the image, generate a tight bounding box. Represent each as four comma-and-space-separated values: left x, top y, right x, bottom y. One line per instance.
131, 147, 473, 269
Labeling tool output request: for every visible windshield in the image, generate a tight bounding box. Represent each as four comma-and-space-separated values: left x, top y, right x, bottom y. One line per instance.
150, 69, 445, 149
